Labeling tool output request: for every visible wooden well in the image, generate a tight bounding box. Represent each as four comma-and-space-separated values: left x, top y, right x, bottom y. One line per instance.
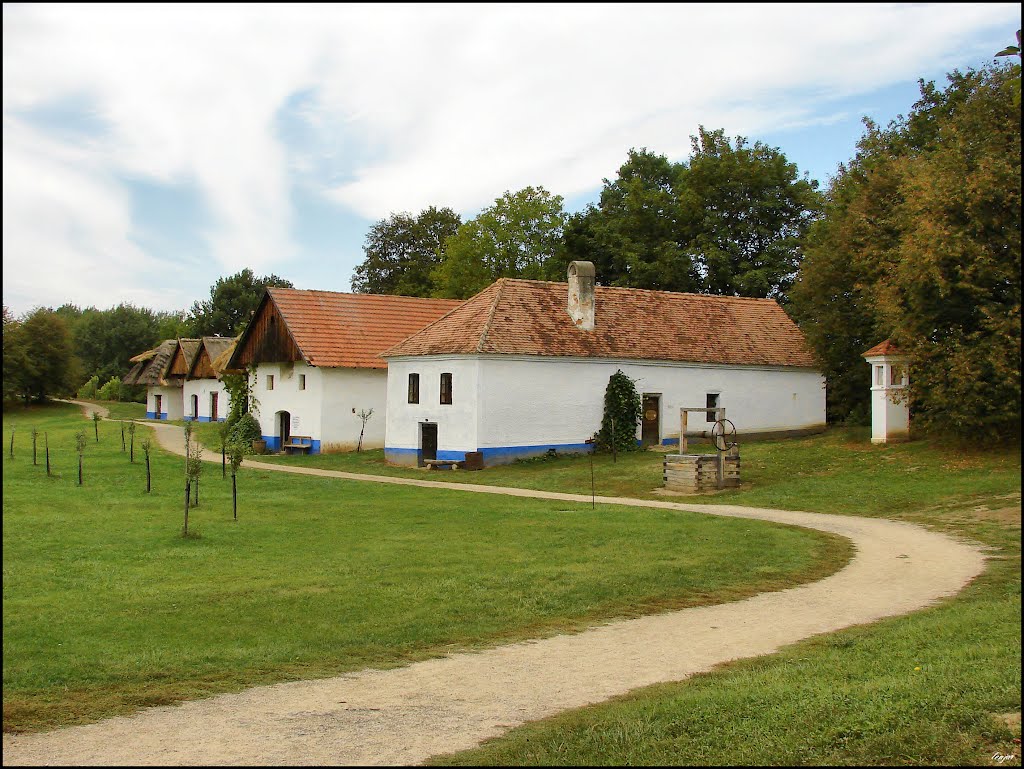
663, 452, 740, 493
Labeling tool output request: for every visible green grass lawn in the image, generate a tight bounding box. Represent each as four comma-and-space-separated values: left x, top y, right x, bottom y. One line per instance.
237, 429, 1021, 518
427, 437, 1022, 766
73, 399, 146, 422
1, 402, 846, 734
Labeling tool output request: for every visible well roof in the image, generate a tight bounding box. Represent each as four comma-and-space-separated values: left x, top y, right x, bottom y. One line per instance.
862, 339, 905, 357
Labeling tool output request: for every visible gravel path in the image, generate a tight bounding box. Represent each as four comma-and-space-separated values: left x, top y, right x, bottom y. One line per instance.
2, 417, 989, 766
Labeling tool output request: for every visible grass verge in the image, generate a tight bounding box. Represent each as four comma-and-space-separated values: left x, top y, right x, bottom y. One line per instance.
428, 436, 1022, 766
2, 402, 847, 733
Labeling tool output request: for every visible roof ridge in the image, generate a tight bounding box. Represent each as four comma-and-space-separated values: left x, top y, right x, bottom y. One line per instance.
476, 279, 506, 354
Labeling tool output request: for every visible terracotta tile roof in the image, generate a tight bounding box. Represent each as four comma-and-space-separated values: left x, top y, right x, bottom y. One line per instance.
266, 288, 463, 369
384, 279, 817, 368
862, 339, 905, 357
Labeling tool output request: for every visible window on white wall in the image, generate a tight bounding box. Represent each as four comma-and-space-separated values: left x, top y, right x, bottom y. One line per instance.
299, 374, 306, 390
875, 366, 884, 386
440, 373, 452, 405
408, 373, 420, 404
706, 393, 719, 422
267, 374, 274, 391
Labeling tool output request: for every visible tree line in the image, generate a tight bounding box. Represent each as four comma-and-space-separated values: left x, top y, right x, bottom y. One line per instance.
3, 268, 293, 405
4, 51, 1018, 440
350, 58, 1020, 440
351, 125, 822, 301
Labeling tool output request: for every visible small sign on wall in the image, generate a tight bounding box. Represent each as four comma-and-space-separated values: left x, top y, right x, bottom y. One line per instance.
292, 416, 300, 429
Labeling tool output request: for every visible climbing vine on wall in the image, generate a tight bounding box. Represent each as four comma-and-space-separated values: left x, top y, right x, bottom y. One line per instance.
594, 369, 642, 454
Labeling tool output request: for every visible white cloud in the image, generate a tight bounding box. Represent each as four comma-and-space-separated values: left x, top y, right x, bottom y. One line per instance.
3, 2, 1019, 312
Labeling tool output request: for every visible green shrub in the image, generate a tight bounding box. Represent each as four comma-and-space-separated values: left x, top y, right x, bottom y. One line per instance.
594, 369, 642, 454
228, 412, 262, 450
96, 377, 123, 402
77, 375, 100, 400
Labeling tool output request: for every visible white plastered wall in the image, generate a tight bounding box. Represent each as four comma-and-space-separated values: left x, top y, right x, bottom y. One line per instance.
148, 385, 183, 420
477, 356, 826, 447
384, 358, 480, 456
319, 367, 388, 450
386, 355, 825, 458
182, 378, 231, 422
252, 362, 388, 449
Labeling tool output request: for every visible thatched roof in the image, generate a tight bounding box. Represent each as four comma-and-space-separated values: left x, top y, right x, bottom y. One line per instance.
210, 336, 242, 376
168, 338, 202, 378
122, 339, 179, 387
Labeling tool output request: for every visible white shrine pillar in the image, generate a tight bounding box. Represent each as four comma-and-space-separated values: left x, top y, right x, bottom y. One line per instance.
863, 340, 910, 444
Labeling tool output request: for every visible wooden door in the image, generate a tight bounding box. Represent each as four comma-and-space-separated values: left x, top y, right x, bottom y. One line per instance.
191, 394, 199, 420
210, 392, 218, 422
279, 411, 291, 445
641, 394, 661, 447
154, 394, 162, 419
420, 423, 437, 466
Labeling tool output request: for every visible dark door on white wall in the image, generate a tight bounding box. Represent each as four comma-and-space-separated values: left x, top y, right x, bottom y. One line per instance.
642, 394, 661, 447
420, 423, 437, 466
278, 411, 291, 445
191, 395, 199, 420
154, 394, 162, 418
210, 392, 218, 422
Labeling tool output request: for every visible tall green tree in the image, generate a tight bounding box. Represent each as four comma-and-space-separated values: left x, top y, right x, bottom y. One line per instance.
73, 303, 164, 384
432, 187, 567, 299
3, 306, 32, 404
18, 308, 75, 402
562, 137, 820, 297
790, 63, 1021, 437
351, 207, 462, 296
560, 149, 699, 292
685, 127, 821, 299
188, 269, 293, 337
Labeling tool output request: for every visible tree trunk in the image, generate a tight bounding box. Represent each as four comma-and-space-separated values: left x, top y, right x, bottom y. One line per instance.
78, 455, 83, 485
121, 423, 126, 452
33, 435, 37, 466
45, 435, 50, 476
184, 482, 190, 535
232, 474, 237, 521
146, 455, 151, 493
193, 477, 199, 507
94, 422, 99, 443
130, 433, 134, 463
222, 445, 226, 478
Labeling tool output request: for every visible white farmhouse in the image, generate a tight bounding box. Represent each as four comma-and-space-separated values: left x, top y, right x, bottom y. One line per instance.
182, 336, 236, 422
122, 338, 186, 420
225, 287, 461, 453
382, 262, 826, 466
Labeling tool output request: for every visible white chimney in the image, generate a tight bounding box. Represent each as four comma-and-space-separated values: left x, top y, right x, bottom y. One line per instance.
567, 261, 596, 331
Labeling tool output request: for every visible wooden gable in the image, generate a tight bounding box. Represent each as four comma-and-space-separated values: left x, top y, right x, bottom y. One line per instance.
229, 293, 305, 369
167, 339, 200, 377
190, 346, 215, 379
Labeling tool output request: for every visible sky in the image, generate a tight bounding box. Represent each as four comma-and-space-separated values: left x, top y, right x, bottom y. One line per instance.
3, 3, 1020, 317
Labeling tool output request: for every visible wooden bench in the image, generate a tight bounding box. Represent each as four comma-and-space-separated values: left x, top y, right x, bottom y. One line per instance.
423, 458, 463, 470
282, 435, 313, 454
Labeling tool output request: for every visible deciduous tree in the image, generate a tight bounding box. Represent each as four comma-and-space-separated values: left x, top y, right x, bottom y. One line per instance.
188, 269, 293, 337
790, 63, 1021, 437
432, 187, 567, 298
351, 207, 461, 296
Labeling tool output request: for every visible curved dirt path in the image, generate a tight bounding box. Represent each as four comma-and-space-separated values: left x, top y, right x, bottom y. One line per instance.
58, 399, 111, 420
2, 419, 989, 766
